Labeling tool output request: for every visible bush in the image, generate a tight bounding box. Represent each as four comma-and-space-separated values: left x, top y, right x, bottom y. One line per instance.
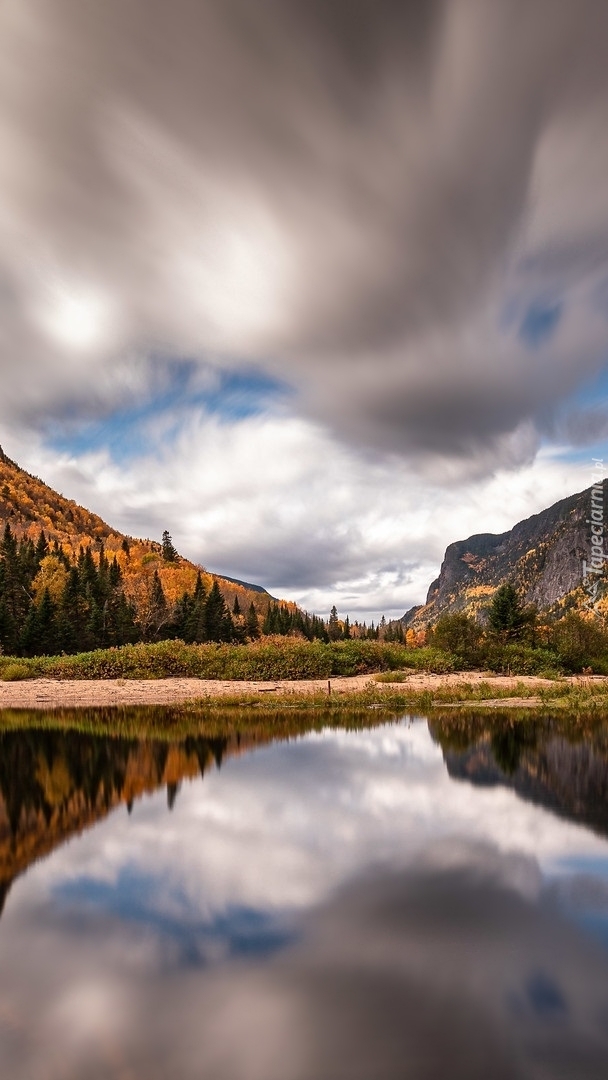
483, 643, 561, 676
427, 613, 483, 666
0, 662, 31, 681
550, 612, 608, 673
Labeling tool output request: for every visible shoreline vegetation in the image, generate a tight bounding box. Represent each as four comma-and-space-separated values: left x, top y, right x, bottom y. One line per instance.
2, 639, 608, 721
0, 633, 595, 683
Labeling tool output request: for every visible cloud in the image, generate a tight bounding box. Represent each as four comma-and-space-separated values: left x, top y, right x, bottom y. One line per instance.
9, 409, 589, 618
1, 0, 608, 469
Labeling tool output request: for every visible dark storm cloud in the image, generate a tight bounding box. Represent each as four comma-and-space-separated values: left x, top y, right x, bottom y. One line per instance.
1, 0, 608, 463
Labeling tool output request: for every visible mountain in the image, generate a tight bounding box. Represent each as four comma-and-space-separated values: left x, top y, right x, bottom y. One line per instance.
403, 481, 607, 627
0, 442, 285, 625
217, 574, 276, 599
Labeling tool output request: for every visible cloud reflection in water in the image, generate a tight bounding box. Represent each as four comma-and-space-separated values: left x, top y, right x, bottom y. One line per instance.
0, 717, 608, 1077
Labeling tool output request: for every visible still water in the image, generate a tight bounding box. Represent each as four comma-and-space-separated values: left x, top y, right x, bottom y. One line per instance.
1, 711, 608, 1078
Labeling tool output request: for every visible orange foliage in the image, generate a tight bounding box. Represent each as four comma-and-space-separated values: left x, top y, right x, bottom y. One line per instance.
0, 454, 278, 619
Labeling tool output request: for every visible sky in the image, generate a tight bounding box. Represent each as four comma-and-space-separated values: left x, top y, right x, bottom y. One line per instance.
1, 0, 608, 621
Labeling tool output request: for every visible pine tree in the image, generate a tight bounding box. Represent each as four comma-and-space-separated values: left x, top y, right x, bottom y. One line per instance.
328, 605, 341, 641
246, 602, 261, 640
56, 567, 83, 653
488, 583, 532, 642
185, 572, 207, 642
204, 580, 231, 642
35, 529, 49, 564
149, 570, 168, 639
161, 530, 179, 562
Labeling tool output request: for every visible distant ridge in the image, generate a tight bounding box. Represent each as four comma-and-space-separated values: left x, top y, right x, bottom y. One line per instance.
216, 574, 276, 599
403, 482, 608, 627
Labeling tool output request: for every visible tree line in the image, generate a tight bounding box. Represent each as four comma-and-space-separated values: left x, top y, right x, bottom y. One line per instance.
0, 524, 361, 657
425, 582, 608, 673
0, 524, 252, 655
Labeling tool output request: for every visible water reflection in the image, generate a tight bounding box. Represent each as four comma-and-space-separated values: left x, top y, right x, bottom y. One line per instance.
0, 710, 607, 1078
430, 714, 608, 836
0, 726, 236, 916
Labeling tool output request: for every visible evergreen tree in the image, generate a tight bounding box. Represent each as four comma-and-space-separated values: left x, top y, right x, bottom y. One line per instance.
149, 570, 168, 639
185, 572, 207, 642
109, 555, 122, 589
0, 524, 29, 654
56, 567, 83, 653
328, 605, 342, 641
21, 588, 58, 656
204, 580, 232, 642
35, 529, 49, 563
488, 583, 532, 642
246, 602, 260, 640
161, 530, 179, 562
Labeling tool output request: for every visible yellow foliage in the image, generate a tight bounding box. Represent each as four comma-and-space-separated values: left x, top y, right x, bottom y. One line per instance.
1, 455, 282, 619
32, 556, 69, 605
466, 585, 494, 597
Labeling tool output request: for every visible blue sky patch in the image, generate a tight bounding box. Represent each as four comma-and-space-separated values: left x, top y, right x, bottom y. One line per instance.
520, 300, 565, 345
55, 867, 294, 967
520, 300, 563, 348
46, 358, 291, 464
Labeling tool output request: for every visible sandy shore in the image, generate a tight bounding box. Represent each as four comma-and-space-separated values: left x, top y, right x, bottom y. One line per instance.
0, 670, 601, 709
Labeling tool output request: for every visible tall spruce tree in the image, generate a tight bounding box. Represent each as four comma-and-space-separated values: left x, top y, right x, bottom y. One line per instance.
328, 605, 341, 641
246, 602, 260, 640
488, 583, 532, 642
204, 580, 233, 642
161, 531, 179, 562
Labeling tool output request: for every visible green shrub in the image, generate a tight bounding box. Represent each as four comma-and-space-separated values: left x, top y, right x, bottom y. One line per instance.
550, 612, 608, 673
427, 613, 483, 665
0, 663, 32, 681
483, 643, 561, 676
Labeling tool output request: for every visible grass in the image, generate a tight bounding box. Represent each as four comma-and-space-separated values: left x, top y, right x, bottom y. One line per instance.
0, 639, 456, 682
2, 639, 608, 728
3, 678, 608, 732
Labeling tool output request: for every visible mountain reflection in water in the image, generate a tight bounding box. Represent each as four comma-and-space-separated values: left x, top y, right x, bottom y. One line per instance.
0, 710, 607, 1079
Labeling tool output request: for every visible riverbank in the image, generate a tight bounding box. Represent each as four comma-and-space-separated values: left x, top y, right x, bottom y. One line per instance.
0, 670, 606, 710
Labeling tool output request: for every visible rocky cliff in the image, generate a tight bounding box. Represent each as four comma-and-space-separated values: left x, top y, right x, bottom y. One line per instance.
404, 482, 607, 627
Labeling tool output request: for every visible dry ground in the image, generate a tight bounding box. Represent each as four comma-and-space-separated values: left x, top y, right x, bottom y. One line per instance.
0, 670, 603, 708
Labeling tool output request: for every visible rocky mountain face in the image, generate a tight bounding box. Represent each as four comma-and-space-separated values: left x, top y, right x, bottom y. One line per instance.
404, 482, 607, 627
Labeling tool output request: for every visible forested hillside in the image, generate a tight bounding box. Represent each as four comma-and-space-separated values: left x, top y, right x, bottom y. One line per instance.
0, 444, 320, 655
